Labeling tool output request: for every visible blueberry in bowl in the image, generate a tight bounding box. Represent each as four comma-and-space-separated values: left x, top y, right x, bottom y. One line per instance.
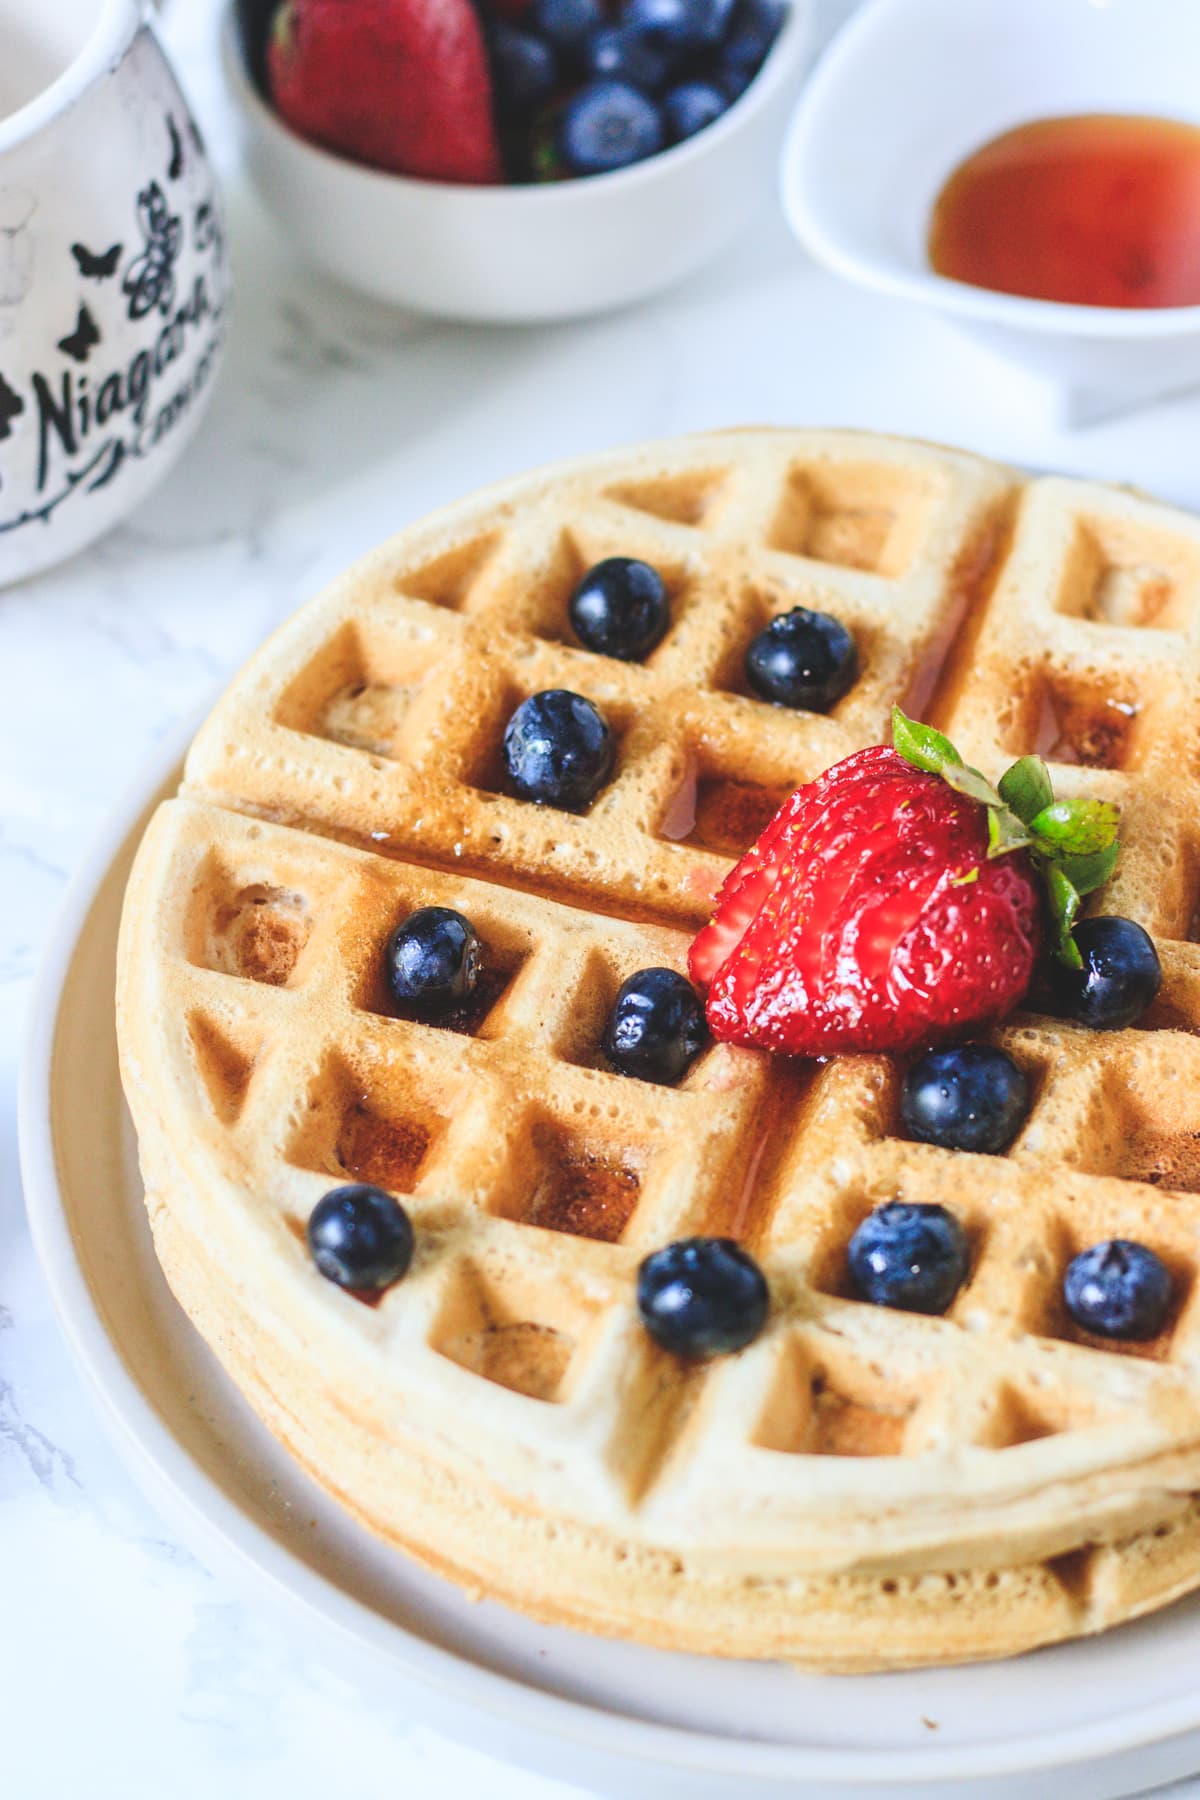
532, 0, 608, 56
543, 0, 788, 180
489, 21, 561, 116
663, 81, 729, 142
719, 0, 787, 95
558, 81, 667, 177
584, 24, 676, 92
625, 0, 734, 54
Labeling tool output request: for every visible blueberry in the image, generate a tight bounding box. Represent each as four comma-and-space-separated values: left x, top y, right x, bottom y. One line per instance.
715, 57, 756, 101
744, 607, 858, 711
712, 62, 752, 101
848, 1202, 969, 1315
531, 0, 604, 55
662, 80, 728, 142
568, 557, 670, 660
385, 906, 480, 1015
638, 1237, 769, 1357
489, 22, 559, 113
720, 0, 785, 72
307, 1184, 415, 1291
603, 967, 707, 1084
694, 0, 739, 41
901, 1045, 1031, 1155
1064, 1239, 1172, 1341
624, 0, 732, 52
559, 81, 665, 176
1047, 916, 1162, 1031
584, 25, 672, 93
503, 688, 615, 809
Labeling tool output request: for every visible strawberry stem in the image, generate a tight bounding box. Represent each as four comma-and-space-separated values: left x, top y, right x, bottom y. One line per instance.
892, 706, 1120, 969
891, 707, 1029, 851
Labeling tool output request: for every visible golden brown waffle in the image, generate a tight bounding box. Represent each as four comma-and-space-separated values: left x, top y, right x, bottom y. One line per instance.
117, 431, 1200, 1669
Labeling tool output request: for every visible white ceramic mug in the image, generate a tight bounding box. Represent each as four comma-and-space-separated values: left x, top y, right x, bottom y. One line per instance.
0, 0, 229, 585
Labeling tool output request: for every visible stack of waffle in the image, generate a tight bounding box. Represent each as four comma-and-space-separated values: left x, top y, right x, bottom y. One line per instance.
117, 430, 1200, 1668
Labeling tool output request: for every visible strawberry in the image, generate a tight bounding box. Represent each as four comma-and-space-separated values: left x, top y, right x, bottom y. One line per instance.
687, 783, 810, 985
688, 711, 1122, 1058
268, 0, 503, 185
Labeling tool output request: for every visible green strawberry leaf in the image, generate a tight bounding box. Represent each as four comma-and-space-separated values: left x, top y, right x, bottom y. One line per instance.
1057, 841, 1121, 897
891, 707, 963, 776
940, 761, 1005, 810
1029, 798, 1120, 859
998, 755, 1054, 824
528, 130, 566, 183
891, 706, 1124, 969
1045, 864, 1083, 969
987, 806, 1033, 858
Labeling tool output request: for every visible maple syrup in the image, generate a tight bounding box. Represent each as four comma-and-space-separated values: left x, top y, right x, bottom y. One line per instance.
929, 114, 1200, 308
336, 1102, 429, 1192
527, 1144, 641, 1243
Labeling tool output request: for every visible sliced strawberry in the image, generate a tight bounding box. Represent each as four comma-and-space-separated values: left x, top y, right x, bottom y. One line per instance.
688, 782, 809, 986
689, 747, 904, 990
690, 746, 1041, 1058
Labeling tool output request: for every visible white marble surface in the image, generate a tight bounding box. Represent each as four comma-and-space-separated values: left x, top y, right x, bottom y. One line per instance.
8, 2, 1200, 1795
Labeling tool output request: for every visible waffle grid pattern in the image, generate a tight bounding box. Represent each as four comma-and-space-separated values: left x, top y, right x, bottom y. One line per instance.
118, 433, 1200, 1662
187, 434, 1015, 929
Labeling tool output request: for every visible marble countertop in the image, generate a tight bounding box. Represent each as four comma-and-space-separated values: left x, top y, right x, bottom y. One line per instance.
8, 2, 1200, 1795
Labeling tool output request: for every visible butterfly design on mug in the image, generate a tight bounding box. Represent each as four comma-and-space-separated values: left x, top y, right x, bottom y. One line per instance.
71, 241, 122, 281
122, 180, 183, 321
57, 303, 101, 365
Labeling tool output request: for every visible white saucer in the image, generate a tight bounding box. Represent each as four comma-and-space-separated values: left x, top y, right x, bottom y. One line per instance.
19, 720, 1200, 1799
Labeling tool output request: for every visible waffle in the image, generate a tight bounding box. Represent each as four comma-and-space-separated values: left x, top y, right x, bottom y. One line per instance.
116, 430, 1200, 1670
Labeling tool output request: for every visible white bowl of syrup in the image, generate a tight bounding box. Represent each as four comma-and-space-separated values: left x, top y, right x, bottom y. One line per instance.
781, 0, 1200, 422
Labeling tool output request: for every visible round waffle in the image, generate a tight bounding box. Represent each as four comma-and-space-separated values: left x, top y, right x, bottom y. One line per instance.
116, 430, 1200, 1669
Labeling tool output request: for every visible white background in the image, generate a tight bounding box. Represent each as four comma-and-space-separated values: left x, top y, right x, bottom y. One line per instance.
7, 1, 1200, 1795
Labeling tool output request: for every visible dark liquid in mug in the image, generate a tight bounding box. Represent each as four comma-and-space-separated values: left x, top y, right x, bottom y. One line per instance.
929, 113, 1200, 308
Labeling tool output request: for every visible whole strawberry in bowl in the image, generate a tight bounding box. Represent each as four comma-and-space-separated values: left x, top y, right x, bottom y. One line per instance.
266, 0, 503, 183
223, 0, 811, 319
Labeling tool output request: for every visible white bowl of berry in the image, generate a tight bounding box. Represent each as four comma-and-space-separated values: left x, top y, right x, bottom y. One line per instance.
223, 0, 809, 321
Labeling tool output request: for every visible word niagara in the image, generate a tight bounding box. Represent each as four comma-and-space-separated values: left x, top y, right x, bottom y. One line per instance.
31, 271, 223, 493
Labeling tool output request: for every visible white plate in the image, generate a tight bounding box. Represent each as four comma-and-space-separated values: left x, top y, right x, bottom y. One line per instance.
19, 719, 1200, 1800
